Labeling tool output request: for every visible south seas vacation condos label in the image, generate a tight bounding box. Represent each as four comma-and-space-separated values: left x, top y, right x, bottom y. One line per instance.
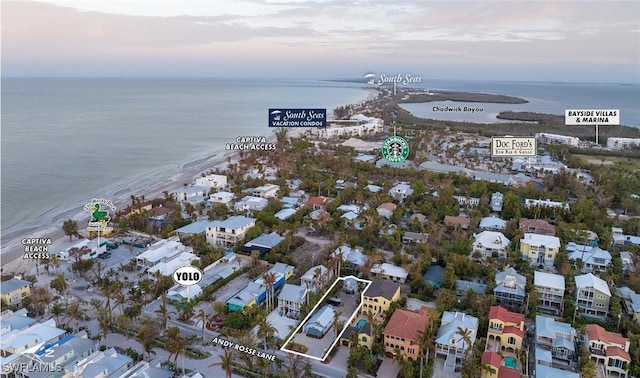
269, 108, 327, 127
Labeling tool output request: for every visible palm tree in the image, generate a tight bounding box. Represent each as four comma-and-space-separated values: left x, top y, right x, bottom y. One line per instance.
62, 219, 78, 241
195, 308, 209, 342
155, 292, 174, 334
51, 303, 64, 324
209, 347, 234, 378
332, 310, 343, 339
166, 326, 187, 375
92, 300, 110, 346
455, 326, 474, 360
257, 316, 277, 352
262, 271, 277, 312
136, 318, 157, 360
65, 303, 86, 332
49, 274, 68, 297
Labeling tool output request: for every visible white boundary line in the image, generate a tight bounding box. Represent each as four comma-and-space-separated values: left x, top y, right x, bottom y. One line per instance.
280, 275, 373, 361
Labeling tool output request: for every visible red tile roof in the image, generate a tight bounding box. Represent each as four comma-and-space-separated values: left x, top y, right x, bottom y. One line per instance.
502, 325, 525, 339
606, 346, 631, 361
306, 196, 333, 206
498, 368, 521, 378
482, 351, 502, 367
489, 306, 525, 326
586, 324, 628, 347
383, 308, 430, 343
444, 215, 471, 225
377, 202, 397, 212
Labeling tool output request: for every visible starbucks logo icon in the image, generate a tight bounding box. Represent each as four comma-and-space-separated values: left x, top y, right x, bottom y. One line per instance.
382, 136, 409, 163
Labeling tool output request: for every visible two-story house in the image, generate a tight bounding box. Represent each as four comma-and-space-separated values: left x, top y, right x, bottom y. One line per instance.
383, 306, 430, 361
534, 271, 565, 316
486, 306, 525, 354
566, 244, 612, 273
370, 263, 408, 283
435, 311, 479, 372
0, 278, 32, 306
520, 233, 560, 267
518, 218, 556, 236
300, 265, 333, 294
472, 231, 510, 258
585, 324, 631, 378
575, 273, 611, 319
493, 267, 526, 311
277, 284, 307, 319
206, 216, 256, 246
535, 315, 577, 366
252, 184, 280, 199
388, 183, 414, 202
360, 280, 401, 322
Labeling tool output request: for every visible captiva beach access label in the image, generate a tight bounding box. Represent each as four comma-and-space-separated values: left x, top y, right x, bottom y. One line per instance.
269, 109, 327, 127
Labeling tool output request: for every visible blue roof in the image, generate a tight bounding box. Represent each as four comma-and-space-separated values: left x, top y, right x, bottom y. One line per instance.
175, 220, 215, 235
0, 278, 31, 294
245, 232, 284, 249
217, 216, 256, 229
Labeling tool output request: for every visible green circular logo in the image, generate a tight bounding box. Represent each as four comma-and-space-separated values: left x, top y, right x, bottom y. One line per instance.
382, 136, 409, 163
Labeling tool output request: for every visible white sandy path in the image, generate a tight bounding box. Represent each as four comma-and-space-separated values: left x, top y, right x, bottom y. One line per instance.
0, 128, 307, 276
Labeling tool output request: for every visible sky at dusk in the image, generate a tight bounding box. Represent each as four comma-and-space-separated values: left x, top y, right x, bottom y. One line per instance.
2, 0, 639, 82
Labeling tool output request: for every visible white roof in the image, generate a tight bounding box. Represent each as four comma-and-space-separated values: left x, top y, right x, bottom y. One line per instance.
534, 271, 565, 290
436, 312, 479, 350
341, 211, 359, 220
274, 208, 296, 220
301, 265, 328, 281
574, 273, 611, 296
337, 204, 360, 214
536, 364, 580, 378
568, 247, 612, 265
371, 263, 408, 279
535, 315, 576, 339
521, 233, 560, 248
136, 238, 189, 264
474, 231, 509, 249
147, 252, 199, 276
168, 284, 203, 300
479, 217, 507, 230
278, 284, 307, 303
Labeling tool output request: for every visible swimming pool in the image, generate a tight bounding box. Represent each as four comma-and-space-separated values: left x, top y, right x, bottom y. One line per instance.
504, 355, 518, 369
356, 319, 367, 329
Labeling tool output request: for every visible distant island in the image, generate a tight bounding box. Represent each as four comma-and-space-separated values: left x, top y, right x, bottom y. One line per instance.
399, 90, 528, 105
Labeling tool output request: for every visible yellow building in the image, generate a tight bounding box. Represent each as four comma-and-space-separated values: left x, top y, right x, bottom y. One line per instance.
0, 278, 32, 306
340, 320, 373, 350
486, 305, 525, 353
360, 280, 401, 322
383, 307, 430, 361
520, 233, 560, 267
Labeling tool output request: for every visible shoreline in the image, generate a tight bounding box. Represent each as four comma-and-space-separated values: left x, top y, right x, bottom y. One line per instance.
0, 127, 306, 275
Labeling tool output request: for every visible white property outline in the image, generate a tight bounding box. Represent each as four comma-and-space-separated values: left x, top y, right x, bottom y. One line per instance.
280, 275, 373, 361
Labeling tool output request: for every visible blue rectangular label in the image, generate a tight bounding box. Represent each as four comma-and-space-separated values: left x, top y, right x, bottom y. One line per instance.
268, 108, 327, 127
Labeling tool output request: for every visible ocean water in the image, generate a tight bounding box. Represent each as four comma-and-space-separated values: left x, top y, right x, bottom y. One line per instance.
0, 78, 370, 242
2, 78, 639, 247
399, 80, 640, 126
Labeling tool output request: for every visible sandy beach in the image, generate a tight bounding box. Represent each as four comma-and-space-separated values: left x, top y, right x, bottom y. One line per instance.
0, 127, 307, 275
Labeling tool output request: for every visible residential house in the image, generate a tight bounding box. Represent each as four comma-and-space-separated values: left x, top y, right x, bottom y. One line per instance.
275, 208, 297, 220
72, 347, 134, 377
493, 267, 526, 310
473, 231, 510, 258
303, 305, 336, 338
520, 233, 561, 267
281, 196, 301, 209
195, 174, 227, 190
402, 231, 429, 244
534, 271, 565, 316
377, 202, 397, 219
620, 252, 635, 274
135, 237, 194, 270
575, 273, 611, 319
269, 262, 294, 280
121, 360, 174, 378
360, 280, 401, 322
366, 184, 383, 193
481, 351, 520, 378
444, 215, 471, 230
146, 250, 200, 279
585, 324, 630, 378
205, 216, 256, 246
611, 227, 640, 247
171, 186, 208, 203
479, 217, 507, 231
486, 306, 525, 353
277, 284, 307, 319
0, 318, 66, 358
616, 287, 640, 325
408, 213, 427, 225
383, 307, 430, 361
341, 320, 373, 350
535, 364, 580, 378
491, 192, 504, 212
0, 278, 31, 306
233, 196, 269, 212
389, 183, 414, 201
332, 245, 367, 272
519, 219, 556, 236
25, 332, 99, 378
371, 263, 408, 283
305, 196, 333, 210
335, 180, 358, 190
174, 220, 215, 239
240, 232, 284, 256
456, 280, 487, 298
423, 265, 445, 289
535, 315, 577, 366
209, 191, 234, 206
567, 244, 612, 273
252, 184, 280, 199
226, 281, 266, 313
435, 311, 479, 372
301, 265, 332, 294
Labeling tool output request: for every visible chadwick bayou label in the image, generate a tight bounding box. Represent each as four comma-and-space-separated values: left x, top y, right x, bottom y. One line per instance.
269, 108, 327, 127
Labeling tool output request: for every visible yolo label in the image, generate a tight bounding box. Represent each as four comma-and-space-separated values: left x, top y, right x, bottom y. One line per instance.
173, 266, 203, 286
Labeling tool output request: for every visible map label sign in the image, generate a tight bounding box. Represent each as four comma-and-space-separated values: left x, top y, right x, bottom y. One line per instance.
491, 137, 536, 157
173, 266, 203, 286
565, 109, 619, 125
269, 108, 327, 127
